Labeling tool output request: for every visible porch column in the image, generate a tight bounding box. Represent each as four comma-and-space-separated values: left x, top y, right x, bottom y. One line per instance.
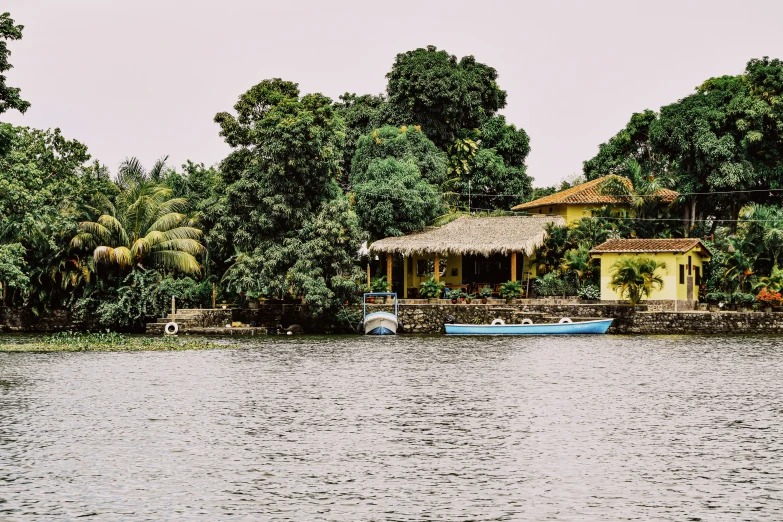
511, 252, 517, 282
434, 253, 440, 283
386, 254, 393, 291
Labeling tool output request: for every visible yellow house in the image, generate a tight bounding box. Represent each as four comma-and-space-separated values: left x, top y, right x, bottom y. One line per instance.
369, 215, 565, 298
511, 175, 679, 224
590, 238, 712, 309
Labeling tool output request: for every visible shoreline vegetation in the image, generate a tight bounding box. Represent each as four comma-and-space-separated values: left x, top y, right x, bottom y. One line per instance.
2, 10, 783, 333
0, 332, 225, 353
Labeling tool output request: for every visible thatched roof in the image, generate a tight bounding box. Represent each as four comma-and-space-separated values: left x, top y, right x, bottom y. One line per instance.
369, 215, 566, 256
511, 175, 679, 211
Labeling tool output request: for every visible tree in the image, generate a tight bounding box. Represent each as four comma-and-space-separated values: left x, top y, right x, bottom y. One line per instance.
453, 148, 532, 211
0, 243, 29, 301
334, 93, 386, 183
0, 12, 30, 115
386, 45, 507, 150
216, 79, 366, 312
215, 79, 345, 245
71, 182, 205, 275
351, 125, 447, 186
608, 255, 667, 306
0, 125, 106, 313
446, 115, 533, 211
583, 110, 659, 180
353, 157, 441, 240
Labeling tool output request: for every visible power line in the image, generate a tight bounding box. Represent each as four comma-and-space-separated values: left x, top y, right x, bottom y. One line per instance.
351, 184, 783, 200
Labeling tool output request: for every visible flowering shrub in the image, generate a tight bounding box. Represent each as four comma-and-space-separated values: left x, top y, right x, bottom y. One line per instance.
756, 287, 782, 306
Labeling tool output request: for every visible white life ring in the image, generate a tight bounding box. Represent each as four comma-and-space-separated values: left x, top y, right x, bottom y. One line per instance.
491, 318, 505, 325
559, 317, 573, 324
164, 322, 179, 335
520, 318, 533, 325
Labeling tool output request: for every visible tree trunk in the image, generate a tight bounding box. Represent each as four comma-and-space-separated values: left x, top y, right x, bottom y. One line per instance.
690, 199, 697, 230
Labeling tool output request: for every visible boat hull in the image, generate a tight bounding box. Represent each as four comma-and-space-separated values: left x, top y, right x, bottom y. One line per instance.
364, 312, 398, 335
445, 318, 613, 335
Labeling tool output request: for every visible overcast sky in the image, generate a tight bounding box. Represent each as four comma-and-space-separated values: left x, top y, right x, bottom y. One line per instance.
3, 0, 783, 187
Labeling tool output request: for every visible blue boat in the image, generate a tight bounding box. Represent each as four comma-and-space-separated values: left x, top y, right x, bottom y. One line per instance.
445, 318, 612, 335
363, 292, 399, 335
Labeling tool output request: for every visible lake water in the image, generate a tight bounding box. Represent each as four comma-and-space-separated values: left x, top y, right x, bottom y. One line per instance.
1, 335, 782, 521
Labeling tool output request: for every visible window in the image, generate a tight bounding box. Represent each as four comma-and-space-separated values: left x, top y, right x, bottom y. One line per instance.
688, 255, 692, 275
679, 264, 685, 284
695, 266, 701, 287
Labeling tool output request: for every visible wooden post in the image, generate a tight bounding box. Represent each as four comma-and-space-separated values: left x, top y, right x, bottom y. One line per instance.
386, 254, 393, 291
367, 264, 371, 289
511, 252, 517, 282
434, 253, 440, 283
211, 283, 216, 309
171, 295, 176, 320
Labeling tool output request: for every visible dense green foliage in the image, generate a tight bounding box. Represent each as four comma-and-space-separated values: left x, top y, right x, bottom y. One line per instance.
386, 45, 507, 150
584, 57, 783, 232
4, 8, 783, 328
0, 12, 29, 115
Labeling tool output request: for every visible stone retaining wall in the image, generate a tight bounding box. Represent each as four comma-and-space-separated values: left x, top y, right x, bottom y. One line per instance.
363, 302, 783, 335
1, 308, 79, 332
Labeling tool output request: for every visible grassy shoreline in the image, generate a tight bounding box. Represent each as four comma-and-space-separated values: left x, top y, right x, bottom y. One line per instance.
0, 332, 227, 353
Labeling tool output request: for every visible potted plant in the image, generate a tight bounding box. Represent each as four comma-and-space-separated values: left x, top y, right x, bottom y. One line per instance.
418, 277, 445, 304
499, 280, 524, 304
446, 289, 460, 304
479, 285, 492, 304
734, 292, 755, 312
704, 291, 726, 312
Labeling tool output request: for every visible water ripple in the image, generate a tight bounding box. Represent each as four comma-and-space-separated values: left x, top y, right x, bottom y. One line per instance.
0, 335, 782, 520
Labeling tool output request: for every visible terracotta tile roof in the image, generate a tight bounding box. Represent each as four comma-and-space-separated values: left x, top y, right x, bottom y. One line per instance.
589, 238, 711, 256
512, 175, 678, 211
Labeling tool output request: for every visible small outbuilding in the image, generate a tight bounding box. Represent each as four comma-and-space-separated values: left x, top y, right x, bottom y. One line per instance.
590, 238, 712, 309
590, 238, 712, 310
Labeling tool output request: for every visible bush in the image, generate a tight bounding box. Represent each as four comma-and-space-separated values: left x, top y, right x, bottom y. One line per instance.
704, 291, 728, 305
418, 276, 445, 299
370, 275, 389, 292
757, 287, 782, 305
732, 292, 756, 307
577, 284, 601, 300
532, 272, 579, 297
499, 280, 523, 300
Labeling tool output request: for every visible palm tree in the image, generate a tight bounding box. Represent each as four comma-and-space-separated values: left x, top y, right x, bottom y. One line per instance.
608, 255, 667, 306
723, 237, 756, 293
71, 181, 205, 275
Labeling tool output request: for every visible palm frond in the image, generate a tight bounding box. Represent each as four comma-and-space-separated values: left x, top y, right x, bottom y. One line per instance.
151, 250, 202, 275
154, 238, 206, 255
114, 246, 133, 269
146, 212, 186, 234
165, 226, 203, 240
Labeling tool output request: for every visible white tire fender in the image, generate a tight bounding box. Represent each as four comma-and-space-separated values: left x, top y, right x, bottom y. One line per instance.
164, 322, 179, 335
559, 317, 573, 324
491, 318, 505, 325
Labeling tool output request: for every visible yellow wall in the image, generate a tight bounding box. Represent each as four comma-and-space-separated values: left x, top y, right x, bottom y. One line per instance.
527, 203, 631, 224
595, 250, 706, 302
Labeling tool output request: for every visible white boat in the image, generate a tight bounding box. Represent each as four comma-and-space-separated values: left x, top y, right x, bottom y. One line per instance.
363, 293, 398, 335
